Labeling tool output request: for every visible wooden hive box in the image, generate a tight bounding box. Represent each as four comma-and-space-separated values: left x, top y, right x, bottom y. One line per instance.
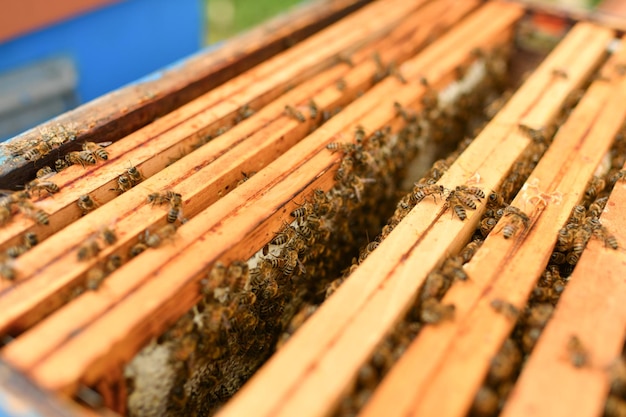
0, 1, 625, 416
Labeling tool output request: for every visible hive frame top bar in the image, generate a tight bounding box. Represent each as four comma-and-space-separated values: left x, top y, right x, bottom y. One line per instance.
0, 0, 372, 188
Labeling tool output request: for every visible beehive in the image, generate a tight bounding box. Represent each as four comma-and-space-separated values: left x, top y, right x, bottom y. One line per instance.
1, 1, 626, 417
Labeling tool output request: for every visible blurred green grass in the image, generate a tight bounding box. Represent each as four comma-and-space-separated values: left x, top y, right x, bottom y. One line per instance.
207, 0, 303, 43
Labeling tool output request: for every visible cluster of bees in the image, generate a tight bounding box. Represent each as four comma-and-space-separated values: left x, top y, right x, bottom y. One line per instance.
468, 127, 626, 417
123, 47, 508, 416
3, 124, 77, 161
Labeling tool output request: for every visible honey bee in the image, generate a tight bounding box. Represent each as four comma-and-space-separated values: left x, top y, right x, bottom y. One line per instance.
6, 232, 38, 258
0, 262, 16, 281
420, 299, 455, 324
521, 326, 542, 353
55, 158, 70, 172
77, 195, 98, 215
566, 228, 591, 265
143, 224, 177, 248
479, 217, 498, 237
282, 250, 301, 276
284, 105, 305, 123
0, 206, 11, 226
592, 224, 619, 249
227, 261, 248, 292
105, 254, 122, 273
441, 256, 468, 281
36, 166, 55, 178
420, 272, 447, 302
77, 238, 101, 261
555, 227, 575, 251
456, 185, 485, 200
65, 151, 84, 167
270, 225, 297, 246
82, 142, 110, 161
86, 267, 106, 291
488, 338, 521, 384
147, 191, 179, 205
411, 183, 444, 204
235, 104, 255, 123
584, 176, 606, 201
486, 191, 504, 208
587, 196, 608, 218
26, 179, 59, 196
16, 201, 49, 225
549, 251, 567, 264
445, 190, 474, 220
336, 78, 347, 91
569, 205, 586, 225
112, 174, 133, 194
470, 386, 499, 417
460, 240, 482, 263
290, 206, 307, 219
128, 242, 148, 258
99, 226, 117, 246
308, 99, 318, 119
126, 164, 144, 185
490, 298, 519, 320
167, 193, 184, 223
23, 142, 52, 162
325, 277, 344, 299
501, 205, 530, 239
567, 335, 588, 368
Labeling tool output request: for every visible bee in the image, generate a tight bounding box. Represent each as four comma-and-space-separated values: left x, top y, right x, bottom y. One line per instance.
479, 217, 498, 237
26, 179, 59, 196
441, 256, 468, 281
456, 185, 485, 200
567, 335, 588, 368
282, 250, 301, 276
64, 152, 83, 167
593, 225, 619, 250
82, 142, 110, 161
167, 193, 184, 223
227, 261, 248, 292
143, 224, 177, 248
527, 303, 554, 328
420, 299, 455, 324
112, 174, 133, 194
610, 169, 626, 184
470, 386, 499, 417
0, 262, 16, 281
290, 206, 307, 219
490, 298, 519, 320
126, 164, 144, 185
567, 228, 591, 265
55, 158, 70, 172
326, 142, 340, 152
36, 166, 55, 178
235, 104, 255, 123
411, 183, 445, 204
486, 191, 504, 208
336, 78, 347, 91
587, 196, 608, 218
6, 232, 37, 258
556, 227, 576, 251
16, 201, 49, 225
86, 267, 106, 291
325, 277, 344, 299
335, 52, 354, 67
23, 142, 52, 161
550, 251, 567, 264
501, 205, 530, 239
0, 206, 11, 226
569, 205, 586, 225
77, 195, 98, 215
584, 176, 605, 201
308, 99, 318, 119
521, 327, 542, 353
270, 225, 297, 246
488, 338, 521, 384
445, 190, 473, 220
284, 105, 305, 123
77, 238, 101, 261
99, 226, 117, 246
129, 242, 148, 258
105, 254, 122, 273
147, 191, 179, 206
459, 241, 482, 263
420, 272, 447, 302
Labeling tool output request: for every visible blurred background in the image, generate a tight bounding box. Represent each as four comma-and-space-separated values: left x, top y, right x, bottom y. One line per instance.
0, 0, 612, 141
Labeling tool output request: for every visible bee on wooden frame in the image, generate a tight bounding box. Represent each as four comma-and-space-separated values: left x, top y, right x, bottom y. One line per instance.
501, 205, 530, 239
25, 179, 59, 196
77, 194, 99, 215
83, 141, 111, 161
284, 105, 306, 123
